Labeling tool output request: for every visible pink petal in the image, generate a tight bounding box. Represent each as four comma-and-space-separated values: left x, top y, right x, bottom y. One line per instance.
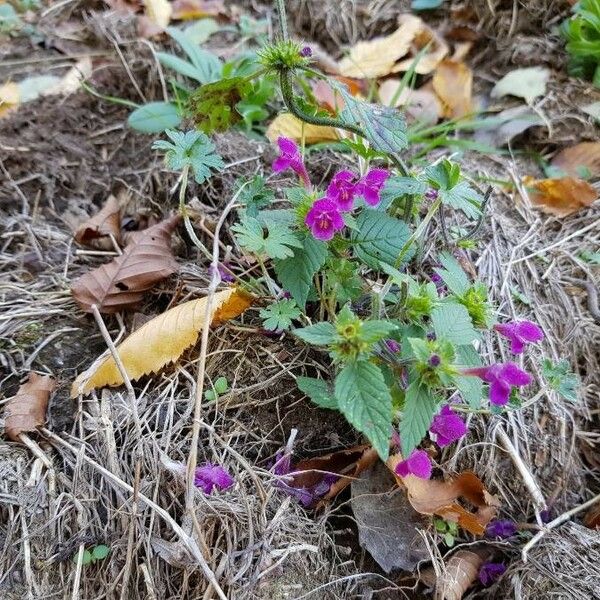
407, 450, 432, 479
516, 321, 544, 342
489, 379, 511, 406
500, 362, 532, 386
194, 463, 234, 494
510, 337, 525, 354
363, 168, 389, 187
395, 460, 410, 477
310, 223, 335, 241
430, 405, 468, 447
277, 136, 299, 155
272, 156, 291, 172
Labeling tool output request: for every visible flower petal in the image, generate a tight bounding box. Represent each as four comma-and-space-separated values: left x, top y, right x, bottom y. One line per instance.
516, 320, 544, 342
489, 379, 511, 405
407, 450, 432, 479
500, 362, 532, 386
272, 156, 291, 172
277, 136, 299, 155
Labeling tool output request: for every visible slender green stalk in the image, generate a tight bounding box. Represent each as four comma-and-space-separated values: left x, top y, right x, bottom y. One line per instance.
275, 0, 289, 41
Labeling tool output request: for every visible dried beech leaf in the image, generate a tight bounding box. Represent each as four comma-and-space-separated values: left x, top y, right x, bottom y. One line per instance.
387, 454, 499, 535
338, 14, 422, 78
351, 462, 429, 573
432, 59, 473, 119
584, 500, 600, 528
144, 0, 172, 28
266, 113, 338, 145
491, 67, 549, 105
435, 549, 488, 600
378, 80, 441, 124
171, 0, 224, 20
5, 373, 56, 441
551, 142, 600, 178
0, 82, 20, 118
393, 20, 449, 75
310, 77, 364, 113
71, 287, 253, 396
74, 195, 122, 246
71, 214, 180, 313
524, 176, 598, 217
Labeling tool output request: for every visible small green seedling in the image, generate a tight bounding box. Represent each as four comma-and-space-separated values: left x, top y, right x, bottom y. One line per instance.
72, 544, 110, 566
204, 376, 229, 401
434, 518, 459, 547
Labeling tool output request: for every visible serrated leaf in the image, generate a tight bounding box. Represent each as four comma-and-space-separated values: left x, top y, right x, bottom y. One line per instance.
274, 235, 328, 308
297, 376, 337, 409
238, 175, 274, 217
378, 176, 427, 210
337, 86, 408, 154
71, 288, 252, 396
454, 345, 483, 409
259, 298, 301, 331
335, 362, 391, 460
294, 322, 336, 345
128, 102, 182, 133
351, 209, 413, 270
400, 381, 438, 455
431, 303, 479, 345
232, 216, 301, 259
434, 251, 470, 295
440, 182, 481, 219
361, 320, 398, 343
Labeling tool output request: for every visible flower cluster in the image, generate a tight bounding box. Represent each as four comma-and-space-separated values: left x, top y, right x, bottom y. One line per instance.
194, 463, 234, 494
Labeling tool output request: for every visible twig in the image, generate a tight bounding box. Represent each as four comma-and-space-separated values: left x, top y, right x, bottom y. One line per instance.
522, 491, 600, 562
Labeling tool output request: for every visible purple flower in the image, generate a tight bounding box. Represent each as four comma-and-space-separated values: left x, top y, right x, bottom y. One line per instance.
425, 188, 439, 200
395, 450, 432, 479
272, 136, 310, 187
385, 339, 401, 353
486, 519, 518, 539
326, 170, 358, 211
429, 405, 468, 447
356, 168, 389, 206
300, 46, 312, 57
428, 354, 441, 367
305, 198, 344, 241
194, 463, 234, 494
209, 262, 235, 283
540, 508, 553, 523
478, 562, 506, 586
463, 362, 532, 406
494, 320, 544, 354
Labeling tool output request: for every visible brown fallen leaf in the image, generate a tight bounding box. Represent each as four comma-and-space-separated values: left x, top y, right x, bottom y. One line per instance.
71, 287, 253, 396
432, 59, 473, 119
584, 500, 600, 528
393, 19, 449, 75
387, 454, 499, 535
338, 14, 422, 79
71, 214, 181, 313
171, 0, 224, 20
310, 77, 364, 114
435, 549, 489, 600
74, 194, 122, 247
290, 444, 379, 505
551, 142, 600, 178
266, 113, 338, 145
378, 80, 441, 125
351, 462, 429, 573
4, 373, 56, 442
524, 176, 598, 217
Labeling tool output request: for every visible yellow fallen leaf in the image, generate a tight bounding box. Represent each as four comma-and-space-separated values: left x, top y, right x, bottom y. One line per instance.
432, 59, 473, 119
144, 0, 172, 28
266, 113, 339, 145
0, 82, 20, 118
392, 20, 449, 75
338, 14, 422, 79
523, 176, 598, 217
71, 288, 253, 396
46, 57, 92, 96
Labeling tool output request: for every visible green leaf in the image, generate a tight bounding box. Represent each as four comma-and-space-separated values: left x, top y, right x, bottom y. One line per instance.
91, 545, 110, 560
152, 129, 224, 183
542, 359, 579, 402
274, 235, 328, 308
82, 550, 93, 565
400, 381, 438, 456
325, 258, 363, 305
408, 338, 430, 362
434, 252, 470, 295
412, 0, 443, 8
156, 52, 205, 82
431, 302, 479, 345
128, 102, 182, 133
335, 361, 392, 460
214, 376, 229, 394
294, 322, 336, 345
453, 345, 483, 409
424, 160, 481, 218
188, 77, 251, 133
297, 376, 338, 409
183, 18, 219, 44
351, 209, 412, 270
361, 320, 398, 343
378, 176, 427, 210
260, 299, 301, 331
336, 86, 408, 154
232, 215, 301, 259
238, 175, 274, 217
166, 26, 222, 83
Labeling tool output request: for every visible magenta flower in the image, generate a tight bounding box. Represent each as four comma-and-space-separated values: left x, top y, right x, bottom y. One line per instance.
326, 170, 358, 211
385, 339, 401, 353
356, 168, 389, 206
486, 519, 518, 539
494, 320, 544, 354
300, 46, 312, 57
425, 188, 439, 200
272, 136, 310, 187
305, 198, 344, 241
194, 463, 234, 494
463, 362, 532, 406
429, 405, 468, 447
395, 450, 432, 479
478, 562, 506, 586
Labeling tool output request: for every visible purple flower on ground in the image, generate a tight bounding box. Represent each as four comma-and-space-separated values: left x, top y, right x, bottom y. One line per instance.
425, 188, 439, 200
300, 46, 312, 57
463, 362, 532, 406
194, 463, 234, 494
395, 450, 432, 479
494, 320, 544, 354
429, 405, 468, 447
478, 562, 506, 586
209, 262, 235, 283
272, 136, 310, 187
540, 508, 553, 523
385, 339, 401, 353
326, 170, 358, 211
305, 198, 344, 241
356, 168, 389, 206
486, 519, 518, 539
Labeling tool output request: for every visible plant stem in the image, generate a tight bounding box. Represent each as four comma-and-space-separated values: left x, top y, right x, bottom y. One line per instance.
275, 0, 288, 41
